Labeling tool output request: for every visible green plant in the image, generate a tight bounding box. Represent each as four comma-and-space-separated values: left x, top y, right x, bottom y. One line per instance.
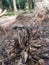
16, 0, 26, 9
29, 0, 35, 9
2, 0, 13, 10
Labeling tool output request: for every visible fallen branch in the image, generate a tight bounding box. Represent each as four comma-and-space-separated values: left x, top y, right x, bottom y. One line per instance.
0, 9, 7, 17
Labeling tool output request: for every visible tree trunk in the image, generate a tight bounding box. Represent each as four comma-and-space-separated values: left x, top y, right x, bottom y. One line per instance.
13, 0, 17, 12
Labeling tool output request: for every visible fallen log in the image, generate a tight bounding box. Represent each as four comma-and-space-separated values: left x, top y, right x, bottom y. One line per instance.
0, 16, 16, 28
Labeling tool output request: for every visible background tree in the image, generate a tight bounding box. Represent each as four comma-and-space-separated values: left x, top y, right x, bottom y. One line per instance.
0, 0, 35, 11
13, 0, 17, 11
16, 0, 26, 10
29, 0, 35, 9
2, 0, 12, 11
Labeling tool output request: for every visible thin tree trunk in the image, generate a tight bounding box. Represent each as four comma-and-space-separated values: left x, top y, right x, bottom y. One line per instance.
13, 0, 17, 12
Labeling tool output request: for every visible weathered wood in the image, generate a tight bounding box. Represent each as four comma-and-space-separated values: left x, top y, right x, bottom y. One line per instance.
0, 16, 16, 28
0, 10, 7, 17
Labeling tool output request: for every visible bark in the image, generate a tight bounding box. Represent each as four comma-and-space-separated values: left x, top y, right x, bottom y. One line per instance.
13, 0, 17, 12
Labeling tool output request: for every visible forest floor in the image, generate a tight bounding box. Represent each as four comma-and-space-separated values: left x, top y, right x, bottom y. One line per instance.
0, 2, 49, 65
